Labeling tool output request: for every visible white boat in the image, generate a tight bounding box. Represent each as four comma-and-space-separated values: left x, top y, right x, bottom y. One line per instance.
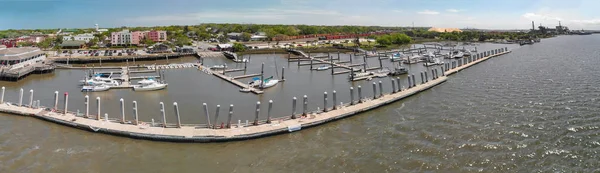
260, 79, 279, 89
133, 78, 168, 91
423, 58, 444, 67
211, 64, 227, 69
390, 53, 407, 60
316, 65, 331, 71
451, 52, 464, 59
81, 85, 111, 92
239, 88, 252, 93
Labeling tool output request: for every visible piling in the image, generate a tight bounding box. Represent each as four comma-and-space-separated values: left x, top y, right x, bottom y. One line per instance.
441, 66, 445, 76
120, 98, 125, 123
332, 91, 337, 110
363, 55, 367, 70
54, 91, 58, 110
372, 82, 377, 99
323, 92, 328, 112
96, 97, 101, 120
425, 71, 429, 82
392, 79, 396, 93
84, 95, 89, 117
202, 103, 211, 128
302, 95, 308, 116
379, 81, 384, 97
263, 100, 271, 124
133, 101, 138, 125
253, 101, 260, 125
260, 63, 265, 89
407, 76, 412, 88
420, 72, 424, 84
350, 68, 355, 81
226, 104, 234, 128
18, 88, 23, 107
431, 69, 435, 79
350, 54, 353, 63
63, 92, 68, 114
160, 102, 166, 127
434, 69, 438, 79
28, 90, 33, 108
358, 85, 363, 103
292, 97, 297, 119
396, 77, 402, 92
174, 102, 181, 128
350, 87, 355, 105
281, 67, 285, 81
214, 105, 221, 128
412, 74, 416, 87
0, 86, 4, 103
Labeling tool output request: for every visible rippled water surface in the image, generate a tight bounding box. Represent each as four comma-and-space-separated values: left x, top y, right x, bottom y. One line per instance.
1, 36, 600, 172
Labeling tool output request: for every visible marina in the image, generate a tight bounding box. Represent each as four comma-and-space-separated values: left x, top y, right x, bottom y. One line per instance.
0, 45, 511, 142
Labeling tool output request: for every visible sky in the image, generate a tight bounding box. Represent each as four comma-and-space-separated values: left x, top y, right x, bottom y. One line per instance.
2, 0, 600, 30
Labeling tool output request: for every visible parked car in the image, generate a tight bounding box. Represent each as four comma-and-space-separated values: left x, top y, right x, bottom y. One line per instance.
117, 53, 122, 56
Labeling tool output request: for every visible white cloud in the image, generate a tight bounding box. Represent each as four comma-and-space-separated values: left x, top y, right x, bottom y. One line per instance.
522, 12, 562, 21
417, 10, 439, 15
446, 9, 461, 13
571, 19, 600, 25
393, 10, 403, 13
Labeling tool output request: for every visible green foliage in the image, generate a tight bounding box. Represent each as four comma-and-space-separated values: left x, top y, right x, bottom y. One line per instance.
17, 41, 34, 47
36, 38, 53, 49
376, 33, 411, 46
240, 32, 252, 41
217, 35, 229, 43
376, 36, 392, 46
233, 42, 245, 52
174, 35, 191, 47
142, 37, 155, 46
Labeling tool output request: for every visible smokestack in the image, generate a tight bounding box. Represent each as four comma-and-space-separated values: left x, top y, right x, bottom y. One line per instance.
532, 21, 535, 30
559, 21, 561, 27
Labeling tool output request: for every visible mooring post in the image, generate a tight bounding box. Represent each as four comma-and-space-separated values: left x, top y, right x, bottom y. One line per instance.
18, 88, 23, 107
302, 95, 308, 116
372, 82, 377, 99
28, 89, 33, 108
214, 105, 220, 128
412, 74, 416, 87
378, 81, 384, 97
350, 54, 353, 63
350, 67, 355, 81
160, 102, 166, 127
267, 100, 273, 123
363, 55, 367, 70
253, 101, 260, 125
358, 85, 363, 103
203, 103, 211, 128
96, 97, 101, 120
434, 69, 438, 79
397, 77, 402, 91
133, 101, 138, 125
54, 91, 58, 110
378, 54, 383, 69
281, 67, 285, 81
323, 92, 328, 112
83, 95, 89, 117
350, 87, 355, 105
391, 79, 396, 93
425, 71, 429, 82
292, 97, 297, 119
174, 102, 181, 128
63, 92, 68, 114
120, 98, 125, 123
260, 63, 265, 89
332, 90, 337, 110
226, 104, 234, 128
0, 86, 4, 103
407, 76, 412, 88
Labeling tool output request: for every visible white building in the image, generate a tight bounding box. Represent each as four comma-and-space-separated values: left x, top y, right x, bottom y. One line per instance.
0, 46, 46, 70
95, 24, 108, 33
63, 33, 95, 43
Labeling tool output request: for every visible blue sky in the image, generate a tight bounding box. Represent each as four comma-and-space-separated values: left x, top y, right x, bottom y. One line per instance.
2, 0, 600, 30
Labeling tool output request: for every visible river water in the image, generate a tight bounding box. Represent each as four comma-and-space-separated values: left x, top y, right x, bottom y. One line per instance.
1, 36, 598, 172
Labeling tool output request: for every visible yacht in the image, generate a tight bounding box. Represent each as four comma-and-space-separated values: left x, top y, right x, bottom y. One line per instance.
81, 85, 111, 92
423, 58, 444, 67
133, 78, 168, 91
388, 67, 408, 76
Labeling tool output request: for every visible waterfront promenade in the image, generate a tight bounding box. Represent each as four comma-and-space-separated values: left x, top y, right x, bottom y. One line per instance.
0, 47, 510, 142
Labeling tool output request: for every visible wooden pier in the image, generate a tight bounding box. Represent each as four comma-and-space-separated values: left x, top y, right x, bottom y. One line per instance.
209, 67, 264, 94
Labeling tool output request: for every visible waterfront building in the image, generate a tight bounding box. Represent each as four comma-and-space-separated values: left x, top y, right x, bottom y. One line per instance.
59, 40, 86, 49
63, 33, 95, 43
111, 30, 133, 46
0, 46, 46, 70
131, 31, 147, 45
147, 30, 167, 42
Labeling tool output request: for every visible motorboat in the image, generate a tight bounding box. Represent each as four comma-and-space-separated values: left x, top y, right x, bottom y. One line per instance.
239, 87, 252, 93
211, 64, 227, 69
80, 76, 120, 86
81, 85, 111, 92
388, 67, 408, 76
133, 78, 168, 91
316, 65, 331, 71
348, 70, 372, 79
423, 58, 444, 67
390, 53, 407, 60
451, 51, 464, 59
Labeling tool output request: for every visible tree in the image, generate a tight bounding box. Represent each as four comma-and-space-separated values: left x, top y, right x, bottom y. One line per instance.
17, 41, 34, 47
142, 37, 155, 46
232, 42, 245, 52
88, 37, 99, 47
240, 32, 252, 42
54, 35, 63, 45
36, 38, 53, 49
217, 35, 229, 43
70, 36, 75, 41
174, 35, 191, 47
376, 35, 392, 46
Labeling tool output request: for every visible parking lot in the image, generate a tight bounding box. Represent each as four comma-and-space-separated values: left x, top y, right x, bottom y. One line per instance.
57, 49, 149, 57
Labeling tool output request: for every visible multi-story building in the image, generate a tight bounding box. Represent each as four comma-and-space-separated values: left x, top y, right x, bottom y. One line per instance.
131, 31, 147, 45
63, 33, 95, 43
111, 30, 132, 46
147, 31, 167, 42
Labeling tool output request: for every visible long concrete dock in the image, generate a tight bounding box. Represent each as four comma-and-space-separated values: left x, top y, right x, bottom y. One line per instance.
0, 47, 511, 143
